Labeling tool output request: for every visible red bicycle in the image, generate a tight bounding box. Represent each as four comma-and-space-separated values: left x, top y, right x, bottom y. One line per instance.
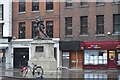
21, 63, 44, 78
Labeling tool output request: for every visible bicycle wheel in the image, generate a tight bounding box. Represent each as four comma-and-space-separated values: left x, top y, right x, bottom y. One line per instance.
34, 66, 44, 78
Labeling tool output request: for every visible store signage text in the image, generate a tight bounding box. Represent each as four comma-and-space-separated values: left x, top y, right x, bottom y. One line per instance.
88, 44, 101, 49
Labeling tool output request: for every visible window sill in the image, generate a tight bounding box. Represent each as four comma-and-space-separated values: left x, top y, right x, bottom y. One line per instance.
113, 2, 120, 5
65, 6, 73, 9
112, 33, 120, 36
95, 3, 105, 7
32, 11, 39, 13
18, 12, 26, 14
46, 10, 54, 12
95, 34, 105, 37
79, 34, 89, 37
79, 5, 89, 8
64, 35, 73, 38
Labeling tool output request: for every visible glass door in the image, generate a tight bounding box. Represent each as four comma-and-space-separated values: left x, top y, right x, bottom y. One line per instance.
108, 50, 117, 69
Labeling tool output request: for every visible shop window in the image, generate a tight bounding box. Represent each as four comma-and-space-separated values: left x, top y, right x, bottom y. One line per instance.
62, 52, 70, 68
84, 50, 98, 65
117, 50, 120, 65
84, 73, 107, 79
98, 50, 107, 65
84, 50, 107, 65
109, 51, 115, 60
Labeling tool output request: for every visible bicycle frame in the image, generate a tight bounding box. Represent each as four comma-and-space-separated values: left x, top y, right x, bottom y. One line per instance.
21, 65, 35, 77
21, 63, 43, 78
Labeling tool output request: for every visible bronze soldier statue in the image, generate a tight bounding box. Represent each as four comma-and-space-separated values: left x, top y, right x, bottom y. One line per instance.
35, 16, 49, 39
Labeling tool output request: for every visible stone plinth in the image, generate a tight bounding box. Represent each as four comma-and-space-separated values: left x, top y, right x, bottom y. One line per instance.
29, 40, 57, 73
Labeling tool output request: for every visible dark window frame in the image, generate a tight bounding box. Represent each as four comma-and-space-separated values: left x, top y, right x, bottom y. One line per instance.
65, 17, 72, 36
46, 21, 53, 38
80, 0, 88, 6
32, 0, 39, 11
65, 0, 72, 7
0, 23, 3, 38
0, 4, 3, 20
96, 0, 105, 5
19, 0, 26, 12
46, 0, 53, 10
19, 22, 25, 39
32, 21, 37, 38
113, 14, 120, 34
113, 0, 120, 3
96, 15, 104, 34
80, 16, 88, 35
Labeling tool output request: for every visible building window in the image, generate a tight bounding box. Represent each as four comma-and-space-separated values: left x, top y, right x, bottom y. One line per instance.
19, 0, 25, 12
32, 21, 37, 38
46, 0, 53, 10
113, 14, 120, 34
62, 52, 70, 68
0, 4, 3, 20
96, 0, 104, 5
0, 23, 3, 38
65, 17, 72, 35
84, 50, 107, 65
113, 0, 120, 3
65, 0, 72, 7
80, 16, 88, 35
117, 50, 120, 65
96, 15, 104, 34
84, 73, 107, 79
19, 22, 25, 39
80, 0, 88, 6
46, 21, 53, 38
32, 0, 39, 11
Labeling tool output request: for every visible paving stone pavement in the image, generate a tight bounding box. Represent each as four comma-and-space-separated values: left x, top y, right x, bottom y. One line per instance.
0, 66, 120, 80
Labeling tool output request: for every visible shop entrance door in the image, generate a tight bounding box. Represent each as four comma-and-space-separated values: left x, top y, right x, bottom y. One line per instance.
70, 51, 83, 69
108, 50, 117, 69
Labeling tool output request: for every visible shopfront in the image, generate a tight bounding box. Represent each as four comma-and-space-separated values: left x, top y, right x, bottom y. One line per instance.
60, 41, 83, 69
81, 41, 120, 69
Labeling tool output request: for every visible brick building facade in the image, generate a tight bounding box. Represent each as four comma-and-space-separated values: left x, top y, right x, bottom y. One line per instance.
59, 2, 120, 69
11, 0, 60, 68
11, 1, 120, 69
12, 0, 60, 39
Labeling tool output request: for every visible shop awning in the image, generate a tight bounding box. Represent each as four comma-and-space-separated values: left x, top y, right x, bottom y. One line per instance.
81, 41, 120, 50
59, 41, 81, 51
